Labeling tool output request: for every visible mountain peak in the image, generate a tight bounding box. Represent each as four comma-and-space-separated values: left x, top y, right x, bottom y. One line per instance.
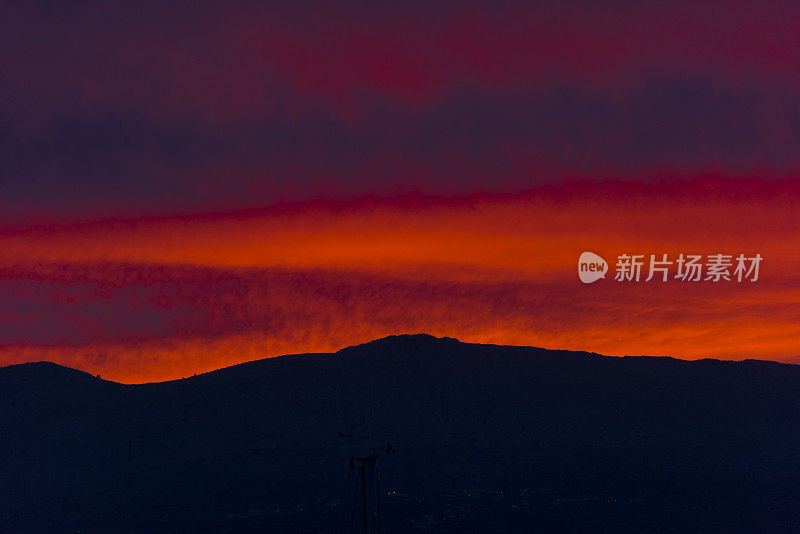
338, 333, 461, 353
0, 360, 95, 380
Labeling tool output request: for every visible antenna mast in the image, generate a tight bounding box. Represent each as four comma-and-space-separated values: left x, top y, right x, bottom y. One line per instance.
334, 433, 385, 534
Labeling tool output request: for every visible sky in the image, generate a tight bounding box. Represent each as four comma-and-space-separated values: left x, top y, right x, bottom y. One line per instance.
1, 1, 799, 382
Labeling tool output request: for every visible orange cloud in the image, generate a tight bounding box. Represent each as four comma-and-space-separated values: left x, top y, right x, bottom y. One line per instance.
1, 181, 798, 382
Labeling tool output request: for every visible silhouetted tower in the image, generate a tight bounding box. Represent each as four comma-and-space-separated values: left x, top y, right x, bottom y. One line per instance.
333, 434, 389, 534
350, 453, 380, 534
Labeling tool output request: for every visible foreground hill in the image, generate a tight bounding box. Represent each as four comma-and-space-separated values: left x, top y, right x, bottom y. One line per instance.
2, 334, 800, 532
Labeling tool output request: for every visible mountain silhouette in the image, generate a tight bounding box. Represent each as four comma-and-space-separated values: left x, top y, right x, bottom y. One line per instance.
3, 334, 800, 532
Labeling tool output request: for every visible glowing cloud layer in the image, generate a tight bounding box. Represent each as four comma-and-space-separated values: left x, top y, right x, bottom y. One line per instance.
1, 181, 798, 382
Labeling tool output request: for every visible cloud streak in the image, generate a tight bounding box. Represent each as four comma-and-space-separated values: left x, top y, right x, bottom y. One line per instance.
3, 2, 800, 222
1, 181, 798, 382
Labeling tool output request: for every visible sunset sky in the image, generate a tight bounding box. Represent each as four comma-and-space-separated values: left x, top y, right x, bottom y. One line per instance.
2, 2, 799, 382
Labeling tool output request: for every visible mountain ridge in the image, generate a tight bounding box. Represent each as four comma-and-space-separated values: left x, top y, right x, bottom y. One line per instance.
3, 334, 800, 532
2, 333, 795, 387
